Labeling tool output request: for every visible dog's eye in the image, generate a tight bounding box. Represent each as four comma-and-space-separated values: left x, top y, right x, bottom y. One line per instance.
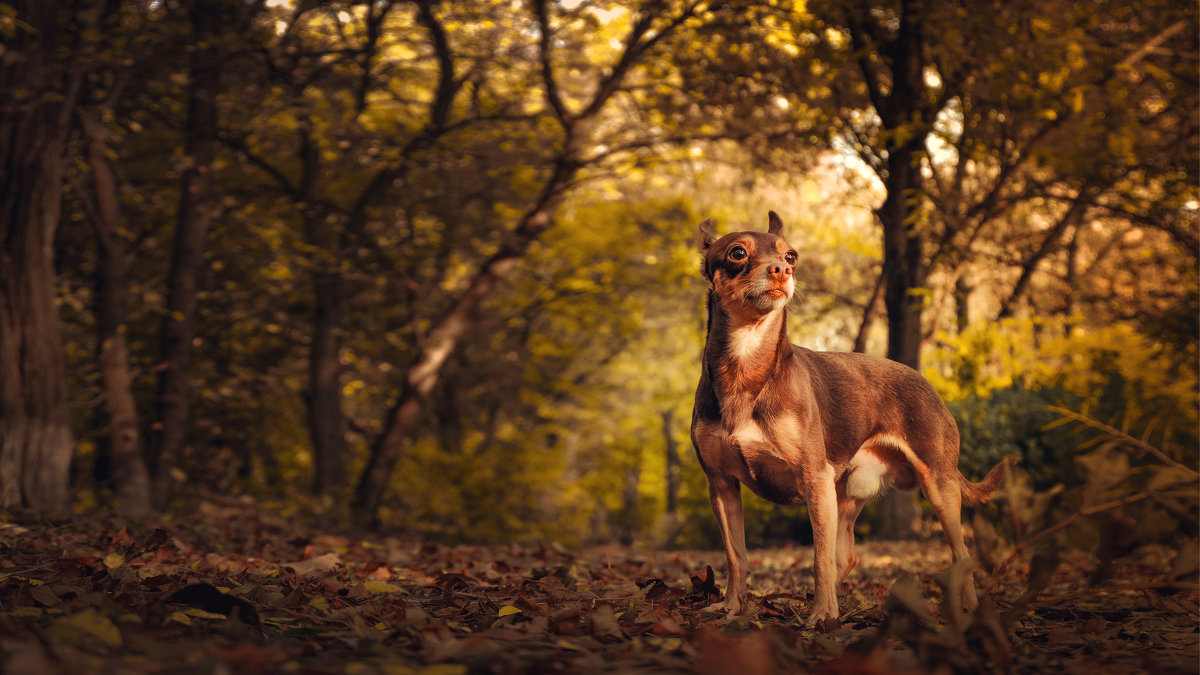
785, 251, 797, 265
728, 247, 747, 261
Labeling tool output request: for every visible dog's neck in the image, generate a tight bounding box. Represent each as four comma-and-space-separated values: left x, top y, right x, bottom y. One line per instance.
704, 292, 790, 407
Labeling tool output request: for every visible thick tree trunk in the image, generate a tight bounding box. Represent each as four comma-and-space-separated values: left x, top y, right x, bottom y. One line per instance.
0, 1, 77, 513
297, 126, 348, 497
869, 0, 928, 539
309, 271, 347, 495
79, 107, 152, 516
150, 0, 220, 507
879, 179, 925, 371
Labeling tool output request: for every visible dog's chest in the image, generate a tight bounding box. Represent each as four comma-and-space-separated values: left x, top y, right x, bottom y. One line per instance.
696, 417, 808, 505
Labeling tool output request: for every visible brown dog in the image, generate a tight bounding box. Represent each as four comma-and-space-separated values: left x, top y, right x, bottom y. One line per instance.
690, 211, 1013, 624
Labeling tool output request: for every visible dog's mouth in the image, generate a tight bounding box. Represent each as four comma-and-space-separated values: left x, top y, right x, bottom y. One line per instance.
763, 288, 789, 299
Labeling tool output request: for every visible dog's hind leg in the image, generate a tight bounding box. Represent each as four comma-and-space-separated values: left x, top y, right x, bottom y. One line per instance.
835, 493, 867, 582
919, 466, 978, 611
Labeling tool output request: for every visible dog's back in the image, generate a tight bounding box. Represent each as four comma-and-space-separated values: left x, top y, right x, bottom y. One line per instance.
798, 349, 959, 466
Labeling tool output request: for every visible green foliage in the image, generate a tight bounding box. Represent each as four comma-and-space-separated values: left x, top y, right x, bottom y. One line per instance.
926, 317, 1199, 491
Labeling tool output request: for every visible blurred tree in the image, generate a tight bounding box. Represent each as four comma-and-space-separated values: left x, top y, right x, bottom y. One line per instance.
149, 0, 227, 508
350, 0, 714, 524
0, 0, 95, 512
77, 102, 153, 516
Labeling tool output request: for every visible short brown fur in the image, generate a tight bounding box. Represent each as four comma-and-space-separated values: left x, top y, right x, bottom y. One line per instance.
691, 212, 1015, 624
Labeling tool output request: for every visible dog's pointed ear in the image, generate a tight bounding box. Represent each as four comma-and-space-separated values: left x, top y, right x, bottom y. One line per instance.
767, 211, 785, 237
699, 218, 716, 250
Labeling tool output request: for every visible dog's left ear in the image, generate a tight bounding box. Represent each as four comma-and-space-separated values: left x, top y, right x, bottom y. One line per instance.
767, 211, 785, 238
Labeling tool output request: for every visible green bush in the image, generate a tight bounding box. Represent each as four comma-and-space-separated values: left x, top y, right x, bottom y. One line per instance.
926, 317, 1198, 492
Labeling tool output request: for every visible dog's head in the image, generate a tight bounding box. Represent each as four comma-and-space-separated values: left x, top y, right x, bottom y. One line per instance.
699, 211, 797, 315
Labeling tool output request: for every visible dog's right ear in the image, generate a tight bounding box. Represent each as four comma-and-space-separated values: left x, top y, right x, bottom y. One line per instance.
767, 210, 786, 237
698, 218, 717, 279
699, 218, 716, 251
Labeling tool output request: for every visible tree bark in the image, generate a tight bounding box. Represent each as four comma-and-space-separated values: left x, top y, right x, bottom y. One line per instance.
853, 271, 884, 354
297, 125, 349, 497
857, 0, 930, 538
661, 409, 681, 547
78, 107, 152, 516
875, 0, 928, 371
150, 0, 221, 507
954, 275, 971, 333
0, 0, 78, 513
619, 455, 641, 546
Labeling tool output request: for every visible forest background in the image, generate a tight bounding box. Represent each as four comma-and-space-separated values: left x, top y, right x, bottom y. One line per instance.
1, 0, 1196, 553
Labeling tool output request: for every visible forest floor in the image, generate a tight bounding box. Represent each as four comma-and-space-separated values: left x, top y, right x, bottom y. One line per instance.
0, 497, 1196, 674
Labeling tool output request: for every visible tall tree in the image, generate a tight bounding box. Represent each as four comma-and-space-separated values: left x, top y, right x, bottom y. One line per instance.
0, 0, 91, 512
351, 0, 710, 524
149, 0, 224, 507
78, 103, 153, 516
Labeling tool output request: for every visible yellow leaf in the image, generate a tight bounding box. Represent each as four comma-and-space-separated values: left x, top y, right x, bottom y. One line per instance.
308, 595, 331, 613
497, 605, 522, 617
103, 552, 125, 569
363, 580, 403, 594
47, 609, 122, 647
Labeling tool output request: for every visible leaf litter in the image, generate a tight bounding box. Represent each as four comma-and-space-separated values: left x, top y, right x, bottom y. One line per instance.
0, 499, 1195, 674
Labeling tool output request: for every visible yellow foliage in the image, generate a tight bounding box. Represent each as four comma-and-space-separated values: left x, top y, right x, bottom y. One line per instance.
925, 317, 1199, 432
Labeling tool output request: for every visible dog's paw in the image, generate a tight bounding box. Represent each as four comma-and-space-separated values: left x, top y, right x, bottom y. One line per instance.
721, 597, 743, 619
805, 599, 840, 629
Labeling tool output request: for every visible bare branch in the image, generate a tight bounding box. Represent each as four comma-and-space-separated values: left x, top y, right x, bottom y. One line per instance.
533, 0, 569, 127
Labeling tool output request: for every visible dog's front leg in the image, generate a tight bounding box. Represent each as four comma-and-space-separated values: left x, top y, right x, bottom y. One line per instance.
708, 475, 749, 617
804, 463, 840, 624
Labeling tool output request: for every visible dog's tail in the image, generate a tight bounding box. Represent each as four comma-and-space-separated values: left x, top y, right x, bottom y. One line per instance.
959, 456, 1019, 505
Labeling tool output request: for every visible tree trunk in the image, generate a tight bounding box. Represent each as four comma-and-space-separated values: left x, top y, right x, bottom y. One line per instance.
869, 0, 929, 539
853, 271, 884, 354
79, 107, 152, 516
0, 0, 77, 513
661, 409, 681, 547
150, 0, 221, 507
954, 275, 971, 333
619, 455, 641, 546
309, 270, 347, 495
297, 126, 349, 497
352, 163, 574, 524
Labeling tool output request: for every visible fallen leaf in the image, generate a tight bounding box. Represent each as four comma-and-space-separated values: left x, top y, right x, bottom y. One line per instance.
46, 609, 121, 647
282, 552, 341, 577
